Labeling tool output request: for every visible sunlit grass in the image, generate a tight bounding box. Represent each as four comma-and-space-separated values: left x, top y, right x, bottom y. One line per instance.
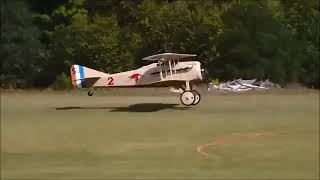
1, 90, 319, 179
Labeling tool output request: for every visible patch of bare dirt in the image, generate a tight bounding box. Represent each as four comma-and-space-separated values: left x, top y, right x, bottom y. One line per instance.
196, 131, 285, 158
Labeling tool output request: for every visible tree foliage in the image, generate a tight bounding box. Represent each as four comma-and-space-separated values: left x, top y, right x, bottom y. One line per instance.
214, 1, 301, 84
279, 0, 320, 87
1, 0, 319, 88
0, 0, 45, 88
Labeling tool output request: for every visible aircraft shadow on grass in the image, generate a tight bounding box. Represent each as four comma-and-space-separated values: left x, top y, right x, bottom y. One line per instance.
55, 103, 189, 112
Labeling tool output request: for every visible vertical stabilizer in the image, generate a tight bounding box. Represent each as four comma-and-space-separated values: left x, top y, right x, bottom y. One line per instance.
70, 65, 107, 88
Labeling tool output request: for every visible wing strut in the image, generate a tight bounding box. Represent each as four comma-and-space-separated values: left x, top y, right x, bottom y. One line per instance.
169, 60, 173, 79
158, 59, 163, 80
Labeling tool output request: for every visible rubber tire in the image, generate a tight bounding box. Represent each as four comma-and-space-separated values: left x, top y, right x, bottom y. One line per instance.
180, 91, 195, 106
191, 90, 201, 105
88, 91, 93, 96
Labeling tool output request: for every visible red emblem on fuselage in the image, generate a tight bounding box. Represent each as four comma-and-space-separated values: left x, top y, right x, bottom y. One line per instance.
129, 73, 142, 83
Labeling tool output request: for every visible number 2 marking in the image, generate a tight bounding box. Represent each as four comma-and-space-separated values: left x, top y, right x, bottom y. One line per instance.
107, 77, 114, 86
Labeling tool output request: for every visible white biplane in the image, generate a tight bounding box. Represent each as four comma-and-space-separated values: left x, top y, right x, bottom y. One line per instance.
70, 53, 206, 106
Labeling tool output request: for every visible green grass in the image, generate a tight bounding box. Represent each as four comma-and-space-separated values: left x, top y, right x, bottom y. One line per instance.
1, 90, 319, 179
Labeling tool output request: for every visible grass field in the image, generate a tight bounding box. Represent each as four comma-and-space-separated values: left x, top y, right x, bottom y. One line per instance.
1, 90, 319, 179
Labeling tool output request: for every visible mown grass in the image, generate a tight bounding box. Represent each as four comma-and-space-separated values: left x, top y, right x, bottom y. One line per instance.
1, 90, 319, 179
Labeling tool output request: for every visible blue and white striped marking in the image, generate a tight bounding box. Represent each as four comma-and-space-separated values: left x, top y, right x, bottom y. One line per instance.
74, 65, 85, 88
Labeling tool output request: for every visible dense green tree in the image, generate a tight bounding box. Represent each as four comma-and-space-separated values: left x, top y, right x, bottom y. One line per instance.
213, 1, 304, 85
46, 14, 133, 86
279, 0, 319, 87
131, 0, 224, 68
29, 0, 67, 14
0, 0, 46, 88
1, 0, 319, 88
32, 0, 88, 44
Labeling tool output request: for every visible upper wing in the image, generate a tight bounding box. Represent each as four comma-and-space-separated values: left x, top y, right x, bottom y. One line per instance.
142, 53, 197, 61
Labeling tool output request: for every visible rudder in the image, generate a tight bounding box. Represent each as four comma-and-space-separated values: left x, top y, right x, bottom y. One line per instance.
71, 65, 85, 88
70, 64, 108, 88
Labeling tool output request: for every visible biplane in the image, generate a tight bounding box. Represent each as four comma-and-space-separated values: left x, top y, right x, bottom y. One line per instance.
70, 53, 206, 106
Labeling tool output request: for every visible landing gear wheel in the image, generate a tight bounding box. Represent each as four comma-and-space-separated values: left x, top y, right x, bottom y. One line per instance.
88, 90, 93, 96
180, 91, 195, 106
191, 90, 201, 105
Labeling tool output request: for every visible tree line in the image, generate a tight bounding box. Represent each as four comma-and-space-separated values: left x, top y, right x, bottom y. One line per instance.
1, 0, 319, 89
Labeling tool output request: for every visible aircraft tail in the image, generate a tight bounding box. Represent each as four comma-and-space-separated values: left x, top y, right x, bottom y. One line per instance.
70, 65, 108, 88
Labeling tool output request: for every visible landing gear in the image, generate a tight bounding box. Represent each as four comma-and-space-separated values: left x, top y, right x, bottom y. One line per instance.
179, 81, 201, 106
88, 88, 94, 96
180, 91, 195, 106
191, 90, 201, 105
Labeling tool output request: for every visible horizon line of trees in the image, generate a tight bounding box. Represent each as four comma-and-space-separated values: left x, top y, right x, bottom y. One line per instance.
1, 0, 319, 89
